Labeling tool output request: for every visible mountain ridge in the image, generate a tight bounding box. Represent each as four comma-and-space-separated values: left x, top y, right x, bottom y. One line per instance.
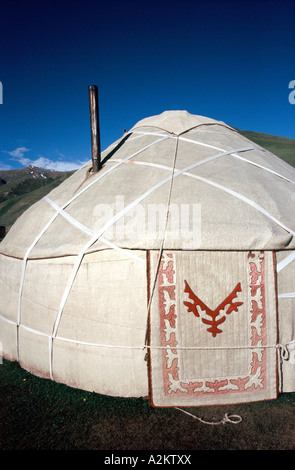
0, 164, 74, 183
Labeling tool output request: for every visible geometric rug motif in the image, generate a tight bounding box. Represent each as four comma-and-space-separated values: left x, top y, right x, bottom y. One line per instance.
148, 250, 278, 407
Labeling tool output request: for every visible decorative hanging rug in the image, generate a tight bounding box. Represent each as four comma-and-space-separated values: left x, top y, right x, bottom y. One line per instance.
148, 250, 278, 407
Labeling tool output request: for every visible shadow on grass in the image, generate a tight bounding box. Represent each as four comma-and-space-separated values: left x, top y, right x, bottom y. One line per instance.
0, 359, 294, 450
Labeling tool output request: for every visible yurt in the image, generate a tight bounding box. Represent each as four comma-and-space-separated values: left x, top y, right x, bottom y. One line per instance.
1, 110, 295, 408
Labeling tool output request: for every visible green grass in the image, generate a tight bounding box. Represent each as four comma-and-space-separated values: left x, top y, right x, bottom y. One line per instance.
238, 130, 295, 167
0, 359, 294, 450
0, 175, 70, 228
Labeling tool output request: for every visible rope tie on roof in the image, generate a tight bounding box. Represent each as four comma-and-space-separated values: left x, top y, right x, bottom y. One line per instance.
144, 136, 179, 349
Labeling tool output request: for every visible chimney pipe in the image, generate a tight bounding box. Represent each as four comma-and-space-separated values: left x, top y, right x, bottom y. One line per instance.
88, 85, 101, 172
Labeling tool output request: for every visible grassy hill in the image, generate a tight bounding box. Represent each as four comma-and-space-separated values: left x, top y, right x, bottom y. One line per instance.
0, 166, 74, 234
238, 130, 295, 167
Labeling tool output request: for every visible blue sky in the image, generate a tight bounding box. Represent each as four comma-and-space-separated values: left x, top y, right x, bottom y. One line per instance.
0, 0, 295, 171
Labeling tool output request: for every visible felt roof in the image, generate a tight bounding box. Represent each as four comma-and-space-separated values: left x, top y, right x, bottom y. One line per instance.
1, 111, 295, 259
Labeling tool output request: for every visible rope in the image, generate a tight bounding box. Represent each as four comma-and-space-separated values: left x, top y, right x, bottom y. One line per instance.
133, 130, 294, 184
2, 313, 294, 354
175, 407, 243, 425
44, 196, 145, 264
2, 312, 293, 355
277, 251, 295, 272
278, 292, 295, 299
144, 136, 179, 347
107, 149, 295, 241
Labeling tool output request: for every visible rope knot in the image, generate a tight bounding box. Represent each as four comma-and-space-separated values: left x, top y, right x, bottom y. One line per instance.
278, 343, 290, 361
222, 413, 243, 425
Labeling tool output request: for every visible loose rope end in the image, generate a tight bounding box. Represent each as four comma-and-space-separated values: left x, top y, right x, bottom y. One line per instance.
175, 407, 242, 426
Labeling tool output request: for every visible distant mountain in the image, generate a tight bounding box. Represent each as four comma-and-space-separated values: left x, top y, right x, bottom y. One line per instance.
0, 164, 72, 183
